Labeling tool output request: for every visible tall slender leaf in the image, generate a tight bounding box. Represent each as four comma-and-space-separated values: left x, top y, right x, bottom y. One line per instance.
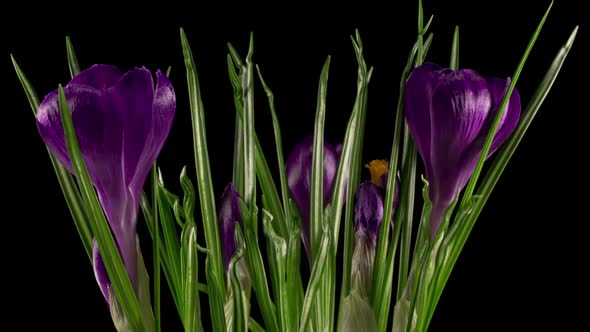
180, 30, 227, 320
12, 56, 92, 260
459, 1, 553, 211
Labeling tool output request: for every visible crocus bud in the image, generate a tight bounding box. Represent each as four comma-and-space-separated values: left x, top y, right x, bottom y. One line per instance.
218, 183, 244, 272
286, 135, 342, 260
354, 182, 384, 245
405, 63, 520, 238
351, 160, 400, 298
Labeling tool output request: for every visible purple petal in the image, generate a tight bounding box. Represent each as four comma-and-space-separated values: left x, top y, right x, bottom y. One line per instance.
218, 183, 243, 271
70, 64, 122, 90
404, 62, 443, 175
286, 136, 339, 259
113, 67, 155, 186
486, 77, 521, 153
37, 84, 125, 190
127, 70, 175, 195
93, 240, 110, 304
354, 181, 384, 244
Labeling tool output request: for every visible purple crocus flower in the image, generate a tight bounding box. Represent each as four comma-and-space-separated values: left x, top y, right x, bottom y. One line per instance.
36, 64, 175, 303
286, 136, 341, 260
354, 160, 401, 244
218, 183, 243, 271
405, 63, 520, 238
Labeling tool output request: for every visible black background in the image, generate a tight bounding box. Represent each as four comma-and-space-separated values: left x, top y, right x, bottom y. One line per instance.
2, 0, 587, 330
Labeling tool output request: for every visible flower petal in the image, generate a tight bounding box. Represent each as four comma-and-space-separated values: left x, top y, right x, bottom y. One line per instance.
128, 70, 176, 197
354, 181, 384, 243
93, 240, 111, 304
404, 62, 443, 172
37, 84, 125, 193
286, 136, 339, 258
428, 68, 491, 204
111, 67, 155, 186
454, 78, 521, 192
70, 64, 122, 90
486, 77, 521, 153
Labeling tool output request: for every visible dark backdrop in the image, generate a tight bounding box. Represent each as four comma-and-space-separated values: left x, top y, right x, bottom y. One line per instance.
2, 0, 587, 330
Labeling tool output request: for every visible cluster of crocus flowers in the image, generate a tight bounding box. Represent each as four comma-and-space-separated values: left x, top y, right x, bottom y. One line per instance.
286, 135, 342, 261
36, 65, 175, 316
405, 63, 520, 238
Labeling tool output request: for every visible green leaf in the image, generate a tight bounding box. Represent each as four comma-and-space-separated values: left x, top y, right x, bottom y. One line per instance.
228, 44, 288, 239
396, 133, 418, 301
205, 252, 228, 332
248, 317, 266, 332
181, 222, 203, 332
422, 33, 434, 61
180, 29, 227, 318
156, 171, 182, 290
137, 243, 156, 332
243, 33, 256, 210
429, 22, 577, 328
262, 210, 288, 331
450, 26, 460, 70
256, 65, 292, 232
243, 206, 279, 332
286, 199, 304, 330
140, 194, 181, 313
336, 30, 372, 329
151, 166, 161, 332
299, 227, 330, 332
66, 36, 80, 77
229, 225, 248, 332
229, 52, 245, 194
458, 1, 553, 211
57, 85, 146, 331
11, 56, 93, 260
310, 56, 331, 260
371, 38, 419, 332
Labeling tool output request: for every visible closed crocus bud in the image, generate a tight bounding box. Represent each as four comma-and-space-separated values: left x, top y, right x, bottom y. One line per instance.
218, 183, 244, 272
218, 183, 251, 330
351, 161, 400, 297
405, 63, 520, 238
286, 135, 342, 260
37, 65, 175, 309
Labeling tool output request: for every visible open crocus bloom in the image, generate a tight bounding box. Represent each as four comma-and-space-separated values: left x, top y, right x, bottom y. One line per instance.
36, 64, 175, 303
404, 63, 520, 238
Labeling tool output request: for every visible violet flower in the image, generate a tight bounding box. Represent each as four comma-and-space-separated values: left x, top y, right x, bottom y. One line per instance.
218, 183, 243, 271
404, 63, 520, 238
286, 136, 341, 260
36, 64, 175, 303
